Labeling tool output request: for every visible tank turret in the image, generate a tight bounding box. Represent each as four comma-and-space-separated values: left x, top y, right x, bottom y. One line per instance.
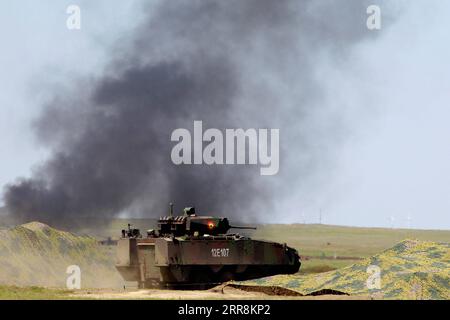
157, 206, 256, 237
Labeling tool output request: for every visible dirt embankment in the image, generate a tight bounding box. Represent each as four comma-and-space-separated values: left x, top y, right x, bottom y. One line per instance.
0, 221, 122, 288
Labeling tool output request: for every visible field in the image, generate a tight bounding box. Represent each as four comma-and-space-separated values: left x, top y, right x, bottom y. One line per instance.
0, 285, 73, 300
0, 218, 448, 299
251, 223, 450, 274
87, 219, 450, 274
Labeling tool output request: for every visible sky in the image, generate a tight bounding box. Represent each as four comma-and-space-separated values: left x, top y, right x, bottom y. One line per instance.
312, 2, 450, 229
0, 1, 449, 229
0, 0, 144, 183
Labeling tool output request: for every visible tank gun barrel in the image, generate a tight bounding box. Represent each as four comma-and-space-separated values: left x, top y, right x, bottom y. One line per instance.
229, 225, 257, 230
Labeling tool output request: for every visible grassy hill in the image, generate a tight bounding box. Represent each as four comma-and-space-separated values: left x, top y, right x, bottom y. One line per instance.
232, 239, 450, 299
0, 222, 122, 288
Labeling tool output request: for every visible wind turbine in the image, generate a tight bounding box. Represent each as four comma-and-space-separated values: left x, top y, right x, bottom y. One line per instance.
389, 216, 395, 229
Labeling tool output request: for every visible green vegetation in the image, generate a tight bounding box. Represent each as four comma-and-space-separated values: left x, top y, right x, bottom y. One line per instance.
0, 285, 73, 300
234, 240, 450, 299
252, 224, 450, 273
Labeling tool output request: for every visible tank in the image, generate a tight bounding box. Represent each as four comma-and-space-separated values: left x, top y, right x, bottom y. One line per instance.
115, 205, 301, 288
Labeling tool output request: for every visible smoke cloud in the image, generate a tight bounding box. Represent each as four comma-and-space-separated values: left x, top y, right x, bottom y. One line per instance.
3, 0, 393, 223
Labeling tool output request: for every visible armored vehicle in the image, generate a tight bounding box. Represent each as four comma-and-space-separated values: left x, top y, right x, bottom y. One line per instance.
115, 205, 300, 288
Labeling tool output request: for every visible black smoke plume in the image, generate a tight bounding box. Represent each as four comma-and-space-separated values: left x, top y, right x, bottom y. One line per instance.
3, 0, 390, 223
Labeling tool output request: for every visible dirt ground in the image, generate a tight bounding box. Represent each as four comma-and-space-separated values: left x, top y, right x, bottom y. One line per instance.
72, 285, 370, 300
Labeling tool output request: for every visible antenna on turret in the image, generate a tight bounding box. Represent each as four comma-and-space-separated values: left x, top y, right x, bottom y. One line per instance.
169, 202, 173, 217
